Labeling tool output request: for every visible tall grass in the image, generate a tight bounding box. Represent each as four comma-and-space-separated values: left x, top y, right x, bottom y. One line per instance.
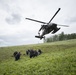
0, 39, 76, 75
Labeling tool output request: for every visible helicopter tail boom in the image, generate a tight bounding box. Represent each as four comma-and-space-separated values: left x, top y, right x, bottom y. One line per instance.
57, 24, 69, 27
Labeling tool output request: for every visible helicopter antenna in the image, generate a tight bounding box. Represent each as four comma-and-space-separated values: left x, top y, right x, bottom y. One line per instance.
48, 8, 61, 24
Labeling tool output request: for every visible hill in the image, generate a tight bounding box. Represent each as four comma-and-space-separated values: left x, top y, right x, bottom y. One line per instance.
0, 39, 76, 75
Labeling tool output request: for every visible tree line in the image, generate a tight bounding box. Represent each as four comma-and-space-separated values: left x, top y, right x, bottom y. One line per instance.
44, 32, 76, 43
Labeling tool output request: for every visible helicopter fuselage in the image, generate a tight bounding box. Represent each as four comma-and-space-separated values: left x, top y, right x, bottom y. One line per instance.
40, 23, 58, 37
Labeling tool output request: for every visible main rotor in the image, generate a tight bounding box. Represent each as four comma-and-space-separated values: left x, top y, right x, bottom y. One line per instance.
26, 8, 69, 27
26, 8, 60, 24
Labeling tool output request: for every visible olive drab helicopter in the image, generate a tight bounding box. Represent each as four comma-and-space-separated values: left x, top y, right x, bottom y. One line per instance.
26, 8, 69, 40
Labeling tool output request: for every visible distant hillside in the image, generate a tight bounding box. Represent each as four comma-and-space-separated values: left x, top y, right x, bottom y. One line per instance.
44, 32, 76, 43
0, 39, 76, 75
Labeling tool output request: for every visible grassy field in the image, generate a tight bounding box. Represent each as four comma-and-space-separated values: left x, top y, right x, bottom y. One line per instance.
0, 39, 76, 75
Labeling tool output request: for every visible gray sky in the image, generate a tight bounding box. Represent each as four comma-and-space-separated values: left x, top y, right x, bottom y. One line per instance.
0, 0, 76, 47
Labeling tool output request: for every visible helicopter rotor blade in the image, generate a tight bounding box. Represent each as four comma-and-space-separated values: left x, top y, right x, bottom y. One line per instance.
48, 8, 61, 24
57, 24, 69, 27
26, 18, 47, 24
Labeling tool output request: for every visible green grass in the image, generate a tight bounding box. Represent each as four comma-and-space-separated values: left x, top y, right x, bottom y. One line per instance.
0, 39, 76, 75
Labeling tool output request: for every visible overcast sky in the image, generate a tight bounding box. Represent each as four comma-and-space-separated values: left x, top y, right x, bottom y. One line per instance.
0, 0, 76, 47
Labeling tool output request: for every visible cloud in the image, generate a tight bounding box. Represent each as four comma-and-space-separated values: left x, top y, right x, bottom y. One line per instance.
0, 0, 10, 12
66, 16, 76, 24
0, 39, 10, 47
0, 31, 42, 47
0, 0, 22, 25
5, 13, 22, 24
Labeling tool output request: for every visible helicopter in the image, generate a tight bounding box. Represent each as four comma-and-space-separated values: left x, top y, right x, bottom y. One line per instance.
26, 8, 69, 40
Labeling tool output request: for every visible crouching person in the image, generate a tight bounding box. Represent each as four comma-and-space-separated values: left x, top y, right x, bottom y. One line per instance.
13, 52, 21, 61
38, 49, 42, 55
13, 51, 18, 57
15, 52, 21, 61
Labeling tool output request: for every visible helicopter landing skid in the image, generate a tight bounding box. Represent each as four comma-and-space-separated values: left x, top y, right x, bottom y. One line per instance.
52, 28, 60, 34
35, 36, 45, 39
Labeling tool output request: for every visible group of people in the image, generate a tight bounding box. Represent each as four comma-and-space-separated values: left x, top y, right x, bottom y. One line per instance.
13, 49, 42, 61
26, 49, 42, 58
